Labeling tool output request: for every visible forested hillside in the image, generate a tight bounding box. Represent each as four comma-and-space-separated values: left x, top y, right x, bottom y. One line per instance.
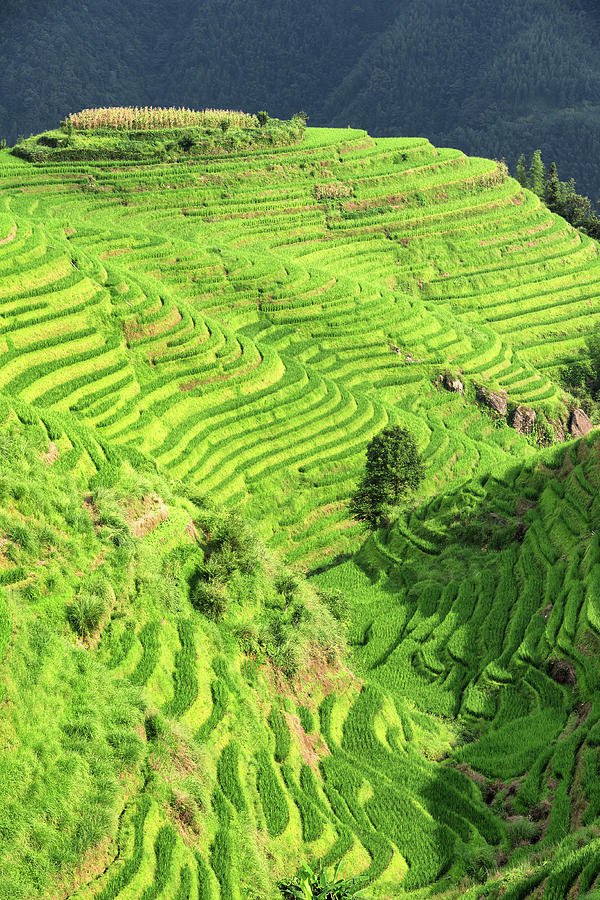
2, 0, 600, 198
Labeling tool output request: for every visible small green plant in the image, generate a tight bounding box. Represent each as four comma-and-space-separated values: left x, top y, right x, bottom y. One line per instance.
257, 110, 269, 127
279, 861, 366, 899
66, 589, 105, 637
189, 579, 228, 620
462, 843, 497, 883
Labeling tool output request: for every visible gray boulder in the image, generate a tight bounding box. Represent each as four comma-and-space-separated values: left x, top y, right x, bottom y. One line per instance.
569, 408, 592, 438
476, 384, 507, 417
442, 373, 464, 394
512, 405, 536, 435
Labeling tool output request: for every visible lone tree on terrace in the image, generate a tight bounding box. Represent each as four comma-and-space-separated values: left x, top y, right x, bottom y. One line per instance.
350, 425, 425, 528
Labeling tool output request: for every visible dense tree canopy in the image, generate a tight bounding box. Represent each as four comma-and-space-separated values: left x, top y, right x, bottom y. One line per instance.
1, 0, 600, 198
515, 149, 600, 235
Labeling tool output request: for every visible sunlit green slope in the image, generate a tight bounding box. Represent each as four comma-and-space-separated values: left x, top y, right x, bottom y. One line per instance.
0, 396, 349, 900
3, 393, 600, 899
2, 126, 598, 571
1, 122, 600, 898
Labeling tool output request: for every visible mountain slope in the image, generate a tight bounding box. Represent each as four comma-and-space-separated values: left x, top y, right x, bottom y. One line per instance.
323, 0, 600, 197
2, 125, 596, 567
0, 120, 600, 897
316, 431, 600, 898
2, 1, 600, 198
3, 390, 600, 898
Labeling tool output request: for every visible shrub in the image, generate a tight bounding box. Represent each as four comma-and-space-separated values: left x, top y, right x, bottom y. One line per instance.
202, 543, 240, 582
66, 589, 105, 637
171, 791, 199, 832
462, 844, 497, 883
279, 861, 366, 899
506, 816, 539, 850
179, 132, 196, 152
190, 580, 228, 620
144, 711, 162, 741
276, 573, 300, 604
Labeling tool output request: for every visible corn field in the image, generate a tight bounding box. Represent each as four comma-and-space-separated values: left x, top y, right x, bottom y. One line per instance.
65, 106, 257, 131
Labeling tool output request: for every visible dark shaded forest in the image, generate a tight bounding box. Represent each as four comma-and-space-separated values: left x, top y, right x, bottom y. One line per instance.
2, 0, 600, 198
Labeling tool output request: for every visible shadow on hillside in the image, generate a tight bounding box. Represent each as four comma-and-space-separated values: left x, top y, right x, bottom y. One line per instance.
329, 435, 599, 886
307, 550, 354, 578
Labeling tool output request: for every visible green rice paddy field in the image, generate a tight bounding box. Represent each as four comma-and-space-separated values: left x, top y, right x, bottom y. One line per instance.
1, 122, 600, 898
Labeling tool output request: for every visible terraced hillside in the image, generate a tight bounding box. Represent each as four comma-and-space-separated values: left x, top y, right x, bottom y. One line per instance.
317, 432, 600, 898
2, 118, 600, 899
3, 385, 600, 899
0, 393, 523, 900
0, 395, 350, 900
2, 125, 597, 570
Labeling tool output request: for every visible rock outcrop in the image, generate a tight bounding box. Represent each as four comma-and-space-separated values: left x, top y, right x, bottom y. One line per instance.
512, 405, 536, 435
476, 384, 507, 416
442, 373, 464, 394
569, 408, 592, 438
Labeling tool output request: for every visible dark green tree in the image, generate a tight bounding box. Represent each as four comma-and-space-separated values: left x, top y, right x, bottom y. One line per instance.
583, 213, 600, 240
515, 149, 600, 238
348, 476, 387, 529
585, 324, 600, 388
561, 180, 593, 227
545, 161, 560, 211
349, 425, 425, 528
256, 110, 269, 127
515, 153, 528, 188
561, 322, 600, 400
528, 150, 545, 198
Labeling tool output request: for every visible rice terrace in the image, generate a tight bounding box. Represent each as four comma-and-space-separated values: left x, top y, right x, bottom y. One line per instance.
2, 105, 600, 899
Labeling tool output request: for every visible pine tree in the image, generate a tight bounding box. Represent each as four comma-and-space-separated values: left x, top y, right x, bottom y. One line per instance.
515, 154, 528, 187
528, 150, 546, 198
545, 161, 560, 211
